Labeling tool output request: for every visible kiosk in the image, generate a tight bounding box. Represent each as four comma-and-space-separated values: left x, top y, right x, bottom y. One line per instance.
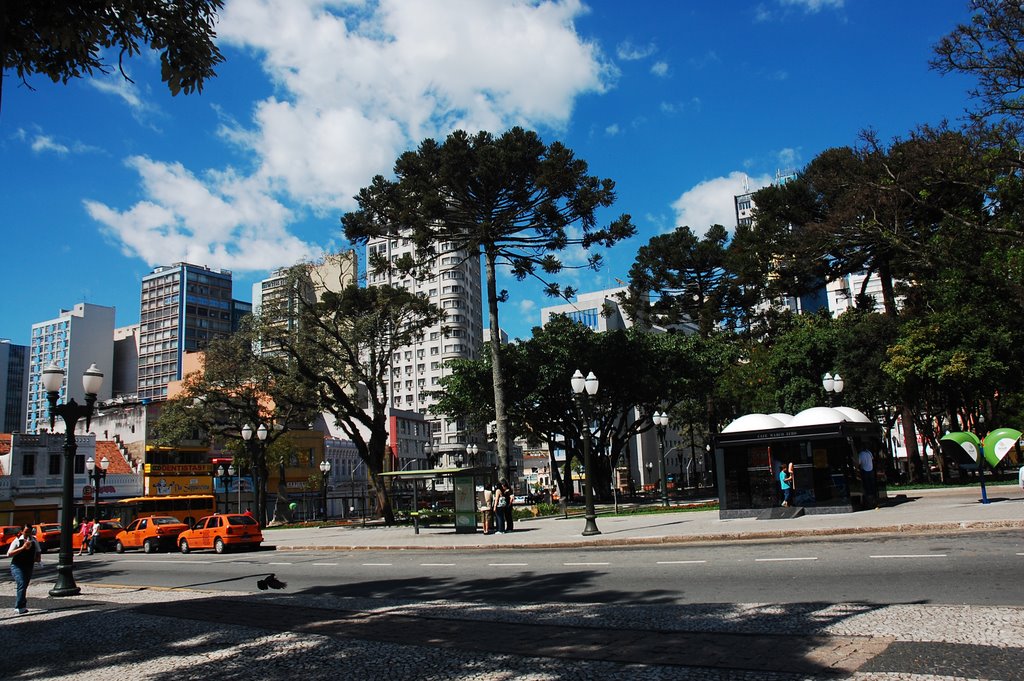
379, 466, 494, 533
712, 407, 884, 518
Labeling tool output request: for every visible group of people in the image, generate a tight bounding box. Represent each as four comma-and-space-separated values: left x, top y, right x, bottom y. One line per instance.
76, 518, 102, 555
480, 480, 514, 534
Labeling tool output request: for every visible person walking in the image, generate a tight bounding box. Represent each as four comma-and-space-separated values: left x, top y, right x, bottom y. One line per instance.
88, 517, 102, 554
77, 518, 93, 556
493, 482, 507, 534
7, 525, 41, 614
500, 480, 515, 533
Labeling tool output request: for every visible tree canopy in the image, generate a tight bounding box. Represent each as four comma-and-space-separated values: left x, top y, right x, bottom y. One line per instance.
343, 127, 635, 481
1, 0, 224, 113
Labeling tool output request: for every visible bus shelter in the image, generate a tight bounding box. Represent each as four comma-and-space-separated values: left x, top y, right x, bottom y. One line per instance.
712, 407, 885, 518
379, 466, 495, 534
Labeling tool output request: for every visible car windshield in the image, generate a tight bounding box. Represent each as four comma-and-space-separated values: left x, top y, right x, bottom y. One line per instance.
152, 517, 182, 525
227, 516, 258, 526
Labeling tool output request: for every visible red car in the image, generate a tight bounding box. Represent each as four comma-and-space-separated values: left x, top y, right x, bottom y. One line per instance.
115, 516, 189, 553
31, 523, 62, 552
177, 514, 263, 554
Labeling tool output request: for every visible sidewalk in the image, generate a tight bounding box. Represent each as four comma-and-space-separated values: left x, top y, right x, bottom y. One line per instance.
267, 485, 1024, 551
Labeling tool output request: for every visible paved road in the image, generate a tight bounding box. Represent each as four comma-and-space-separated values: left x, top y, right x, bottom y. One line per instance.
2, 484, 1022, 680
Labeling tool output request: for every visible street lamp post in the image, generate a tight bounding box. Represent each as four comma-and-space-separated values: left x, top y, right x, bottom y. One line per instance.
42, 361, 104, 597
216, 465, 235, 514
654, 411, 670, 507
822, 372, 845, 407
466, 443, 478, 467
319, 459, 332, 520
570, 369, 601, 536
85, 455, 110, 520
241, 423, 268, 524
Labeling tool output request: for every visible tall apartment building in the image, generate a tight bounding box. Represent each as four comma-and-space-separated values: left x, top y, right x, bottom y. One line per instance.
138, 263, 247, 401
0, 339, 29, 433
366, 236, 484, 460
540, 287, 634, 332
252, 251, 358, 323
25, 303, 115, 434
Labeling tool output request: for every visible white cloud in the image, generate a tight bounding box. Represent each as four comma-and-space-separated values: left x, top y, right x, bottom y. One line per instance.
780, 0, 843, 12
616, 40, 656, 61
650, 61, 669, 77
670, 171, 772, 236
88, 73, 161, 126
605, 123, 620, 136
31, 135, 70, 155
85, 156, 320, 271
90, 0, 614, 270
777, 147, 800, 168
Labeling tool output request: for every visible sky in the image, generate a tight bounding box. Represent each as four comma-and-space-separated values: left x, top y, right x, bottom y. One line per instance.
1, 0, 979, 348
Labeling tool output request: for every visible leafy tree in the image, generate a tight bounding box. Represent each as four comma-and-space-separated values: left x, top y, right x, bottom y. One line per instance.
151, 322, 319, 527
1, 0, 225, 113
343, 127, 635, 481
258, 266, 444, 526
932, 0, 1024, 125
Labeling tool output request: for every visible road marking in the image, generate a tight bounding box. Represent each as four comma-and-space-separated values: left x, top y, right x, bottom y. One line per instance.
755, 557, 819, 562
363, 563, 392, 566
121, 560, 180, 564
311, 563, 337, 566
656, 560, 707, 565
267, 562, 293, 565
488, 562, 529, 566
421, 563, 456, 566
870, 554, 947, 559
563, 562, 610, 566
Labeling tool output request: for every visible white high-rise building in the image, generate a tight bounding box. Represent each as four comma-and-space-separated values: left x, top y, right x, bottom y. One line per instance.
26, 303, 115, 434
366, 235, 484, 463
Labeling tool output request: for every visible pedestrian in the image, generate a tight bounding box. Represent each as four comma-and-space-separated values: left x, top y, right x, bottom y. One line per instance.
77, 518, 93, 556
244, 507, 254, 519
500, 480, 514, 532
480, 482, 495, 534
779, 463, 793, 507
7, 524, 41, 614
858, 444, 877, 508
1018, 464, 1023, 491
493, 482, 507, 534
89, 517, 102, 554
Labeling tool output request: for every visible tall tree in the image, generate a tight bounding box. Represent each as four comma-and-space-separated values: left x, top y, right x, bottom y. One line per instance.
1, 0, 224, 114
151, 321, 319, 527
343, 127, 635, 481
258, 266, 444, 526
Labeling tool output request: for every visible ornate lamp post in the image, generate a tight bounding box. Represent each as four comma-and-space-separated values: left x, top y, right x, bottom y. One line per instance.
216, 464, 235, 514
653, 411, 670, 507
42, 361, 103, 597
466, 443, 478, 467
822, 372, 845, 407
570, 369, 601, 536
319, 459, 332, 519
241, 422, 268, 524
85, 455, 110, 519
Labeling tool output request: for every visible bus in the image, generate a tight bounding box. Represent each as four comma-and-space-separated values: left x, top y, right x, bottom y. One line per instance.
85, 495, 217, 527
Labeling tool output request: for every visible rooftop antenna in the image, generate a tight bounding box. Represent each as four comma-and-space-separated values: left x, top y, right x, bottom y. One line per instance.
742, 174, 749, 193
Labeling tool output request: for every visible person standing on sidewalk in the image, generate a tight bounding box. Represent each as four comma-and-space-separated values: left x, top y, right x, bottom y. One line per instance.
493, 483, 507, 534
779, 464, 793, 507
480, 483, 495, 534
500, 480, 514, 532
7, 525, 41, 614
77, 519, 93, 556
88, 517, 102, 554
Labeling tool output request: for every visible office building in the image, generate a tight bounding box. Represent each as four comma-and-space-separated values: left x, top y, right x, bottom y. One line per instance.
0, 340, 29, 433
25, 303, 115, 434
138, 263, 240, 401
366, 235, 484, 464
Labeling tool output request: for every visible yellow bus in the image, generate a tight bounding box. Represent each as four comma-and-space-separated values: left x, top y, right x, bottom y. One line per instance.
108, 495, 216, 527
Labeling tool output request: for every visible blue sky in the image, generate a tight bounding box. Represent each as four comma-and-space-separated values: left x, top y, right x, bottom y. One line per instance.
1, 0, 976, 347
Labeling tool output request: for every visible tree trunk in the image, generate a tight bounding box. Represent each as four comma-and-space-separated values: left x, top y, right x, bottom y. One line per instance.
483, 247, 510, 482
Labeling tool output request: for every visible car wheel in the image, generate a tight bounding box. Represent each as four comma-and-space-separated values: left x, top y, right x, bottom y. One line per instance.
179, 539, 190, 554
142, 539, 155, 554
115, 540, 125, 554
214, 537, 226, 554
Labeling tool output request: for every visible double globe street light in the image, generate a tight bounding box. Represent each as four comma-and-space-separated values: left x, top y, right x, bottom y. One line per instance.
216, 464, 236, 514
653, 411, 670, 507
85, 455, 110, 520
41, 361, 104, 597
241, 422, 268, 522
823, 372, 845, 407
570, 369, 601, 536
319, 459, 332, 519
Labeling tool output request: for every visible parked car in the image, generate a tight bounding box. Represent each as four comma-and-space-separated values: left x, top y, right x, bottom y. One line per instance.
31, 523, 62, 552
115, 516, 189, 553
178, 513, 263, 554
0, 525, 21, 551
73, 520, 125, 552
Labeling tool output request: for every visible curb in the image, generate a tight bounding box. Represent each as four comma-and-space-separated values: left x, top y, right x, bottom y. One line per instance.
271, 518, 1024, 552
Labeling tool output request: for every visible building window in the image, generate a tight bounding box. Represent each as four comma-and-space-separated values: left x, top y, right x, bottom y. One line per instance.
49, 454, 61, 475
22, 454, 35, 476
